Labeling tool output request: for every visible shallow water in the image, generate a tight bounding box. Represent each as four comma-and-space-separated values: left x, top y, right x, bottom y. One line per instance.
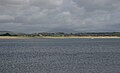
0, 38, 120, 73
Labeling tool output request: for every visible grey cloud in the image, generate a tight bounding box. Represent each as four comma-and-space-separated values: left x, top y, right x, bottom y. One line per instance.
0, 0, 28, 7
73, 0, 120, 11
0, 15, 14, 23
0, 0, 120, 33
30, 0, 63, 8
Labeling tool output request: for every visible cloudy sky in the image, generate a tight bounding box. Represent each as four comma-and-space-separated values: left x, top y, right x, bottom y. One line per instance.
0, 0, 120, 33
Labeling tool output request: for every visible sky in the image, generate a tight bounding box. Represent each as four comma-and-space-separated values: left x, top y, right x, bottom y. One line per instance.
0, 0, 120, 33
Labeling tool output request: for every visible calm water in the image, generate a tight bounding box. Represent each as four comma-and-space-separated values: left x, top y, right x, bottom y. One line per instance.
0, 38, 120, 73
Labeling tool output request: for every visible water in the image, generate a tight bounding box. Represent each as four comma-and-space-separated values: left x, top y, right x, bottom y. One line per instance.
0, 38, 120, 73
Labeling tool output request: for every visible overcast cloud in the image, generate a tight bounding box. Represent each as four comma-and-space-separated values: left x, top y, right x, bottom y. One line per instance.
0, 0, 120, 33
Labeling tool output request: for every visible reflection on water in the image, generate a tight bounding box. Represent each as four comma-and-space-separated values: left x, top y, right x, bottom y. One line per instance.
0, 38, 120, 73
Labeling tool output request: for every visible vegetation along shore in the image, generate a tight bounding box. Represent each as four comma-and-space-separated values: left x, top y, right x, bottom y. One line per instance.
0, 31, 120, 39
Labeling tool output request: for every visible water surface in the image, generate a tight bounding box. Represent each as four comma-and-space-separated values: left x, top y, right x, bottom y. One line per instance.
0, 38, 120, 73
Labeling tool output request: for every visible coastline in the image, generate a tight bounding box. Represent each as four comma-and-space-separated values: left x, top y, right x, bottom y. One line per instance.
0, 36, 120, 39
0, 36, 31, 39
42, 36, 120, 39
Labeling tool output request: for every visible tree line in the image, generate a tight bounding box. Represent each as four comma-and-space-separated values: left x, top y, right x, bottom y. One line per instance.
0, 32, 120, 37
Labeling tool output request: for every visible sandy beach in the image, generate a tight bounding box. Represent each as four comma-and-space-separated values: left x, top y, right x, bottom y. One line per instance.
42, 36, 120, 39
0, 36, 120, 39
0, 36, 31, 39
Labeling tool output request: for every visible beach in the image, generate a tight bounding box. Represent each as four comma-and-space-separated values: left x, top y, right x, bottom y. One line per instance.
0, 36, 120, 39
42, 36, 120, 39
0, 36, 30, 39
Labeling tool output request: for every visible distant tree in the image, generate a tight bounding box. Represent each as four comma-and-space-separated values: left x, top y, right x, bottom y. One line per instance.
3, 33, 11, 36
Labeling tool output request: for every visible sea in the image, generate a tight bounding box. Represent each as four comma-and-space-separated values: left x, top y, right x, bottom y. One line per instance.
0, 38, 120, 73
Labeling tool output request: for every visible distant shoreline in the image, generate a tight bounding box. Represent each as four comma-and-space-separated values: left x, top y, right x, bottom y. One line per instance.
0, 36, 30, 39
0, 36, 120, 39
42, 36, 120, 39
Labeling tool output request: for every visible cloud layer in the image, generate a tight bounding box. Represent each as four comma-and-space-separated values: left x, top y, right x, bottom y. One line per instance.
0, 0, 120, 33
